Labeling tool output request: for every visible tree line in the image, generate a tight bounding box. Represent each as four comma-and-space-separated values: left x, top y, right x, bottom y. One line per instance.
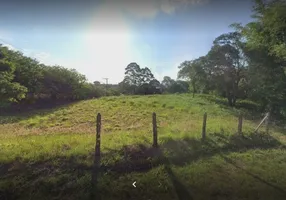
118, 62, 189, 95
0, 46, 188, 109
1, 0, 286, 118
0, 45, 107, 107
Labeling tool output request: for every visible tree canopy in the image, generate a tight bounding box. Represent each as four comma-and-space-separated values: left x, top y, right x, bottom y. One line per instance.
177, 0, 286, 118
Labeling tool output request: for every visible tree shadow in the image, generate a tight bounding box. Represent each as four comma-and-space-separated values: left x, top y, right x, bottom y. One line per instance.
101, 145, 194, 200
160, 149, 194, 200
1, 132, 285, 200
206, 136, 286, 194
0, 155, 94, 200
98, 132, 285, 173
203, 95, 263, 121
0, 100, 80, 124
221, 155, 286, 194
98, 132, 285, 199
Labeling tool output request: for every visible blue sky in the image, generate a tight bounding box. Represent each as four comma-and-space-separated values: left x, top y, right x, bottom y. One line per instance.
0, 0, 254, 84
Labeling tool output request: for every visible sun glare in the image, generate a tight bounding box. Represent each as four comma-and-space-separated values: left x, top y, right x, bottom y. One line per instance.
82, 4, 134, 82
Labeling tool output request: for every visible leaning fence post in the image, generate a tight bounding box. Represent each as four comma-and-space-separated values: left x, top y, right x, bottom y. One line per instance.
254, 112, 269, 133
91, 113, 101, 199
202, 113, 207, 140
238, 114, 243, 135
152, 112, 158, 147
265, 112, 270, 134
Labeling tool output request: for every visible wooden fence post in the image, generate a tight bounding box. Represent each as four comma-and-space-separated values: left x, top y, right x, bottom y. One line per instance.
152, 112, 158, 147
91, 113, 101, 199
95, 113, 101, 160
238, 114, 243, 135
202, 113, 207, 140
254, 112, 269, 133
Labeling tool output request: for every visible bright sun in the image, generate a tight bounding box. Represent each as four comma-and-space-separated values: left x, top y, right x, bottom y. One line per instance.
82, 3, 134, 82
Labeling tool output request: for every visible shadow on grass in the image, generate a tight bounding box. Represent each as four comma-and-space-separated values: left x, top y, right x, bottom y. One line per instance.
0, 155, 94, 200
0, 100, 80, 124
160, 150, 194, 200
98, 132, 286, 199
203, 95, 263, 121
100, 132, 285, 173
1, 132, 286, 200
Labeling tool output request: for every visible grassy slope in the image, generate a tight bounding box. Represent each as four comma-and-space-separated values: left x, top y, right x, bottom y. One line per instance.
0, 94, 286, 200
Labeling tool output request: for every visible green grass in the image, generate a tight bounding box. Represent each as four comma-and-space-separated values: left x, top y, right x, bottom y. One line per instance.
1, 94, 286, 200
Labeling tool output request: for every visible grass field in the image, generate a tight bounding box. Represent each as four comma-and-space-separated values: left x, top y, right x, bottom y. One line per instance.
1, 94, 286, 200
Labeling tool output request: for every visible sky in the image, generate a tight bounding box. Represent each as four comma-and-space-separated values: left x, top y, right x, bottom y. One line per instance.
0, 0, 254, 84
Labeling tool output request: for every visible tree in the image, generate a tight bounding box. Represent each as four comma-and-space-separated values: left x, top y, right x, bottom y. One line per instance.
0, 45, 44, 100
245, 0, 286, 64
41, 66, 87, 100
173, 80, 189, 93
93, 81, 101, 86
161, 76, 176, 93
121, 62, 157, 95
237, 0, 286, 115
123, 62, 141, 94
149, 79, 161, 93
0, 43, 107, 106
0, 60, 27, 103
178, 58, 207, 97
160, 76, 189, 94
206, 31, 247, 106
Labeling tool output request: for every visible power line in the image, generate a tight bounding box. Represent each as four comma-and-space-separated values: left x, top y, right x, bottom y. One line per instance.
103, 78, 109, 96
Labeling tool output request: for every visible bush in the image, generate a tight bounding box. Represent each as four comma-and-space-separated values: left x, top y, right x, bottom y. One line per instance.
236, 99, 261, 111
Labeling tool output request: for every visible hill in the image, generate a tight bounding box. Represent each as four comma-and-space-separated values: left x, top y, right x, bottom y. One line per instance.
1, 94, 286, 200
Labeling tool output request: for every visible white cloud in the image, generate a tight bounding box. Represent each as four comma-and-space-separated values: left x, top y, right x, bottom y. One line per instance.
153, 66, 178, 82
2, 43, 17, 51
34, 52, 51, 62
160, 0, 176, 14
21, 49, 51, 64
119, 0, 159, 19
152, 54, 193, 81
101, 0, 208, 19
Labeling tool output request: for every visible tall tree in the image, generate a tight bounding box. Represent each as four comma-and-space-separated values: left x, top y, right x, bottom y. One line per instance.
121, 62, 157, 94
239, 0, 286, 115
206, 31, 247, 106
161, 76, 176, 92
122, 62, 141, 94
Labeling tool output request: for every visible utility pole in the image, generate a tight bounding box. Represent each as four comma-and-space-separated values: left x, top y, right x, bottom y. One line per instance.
103, 78, 108, 96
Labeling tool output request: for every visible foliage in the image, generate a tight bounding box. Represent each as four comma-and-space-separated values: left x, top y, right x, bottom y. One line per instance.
178, 32, 248, 106
161, 76, 189, 94
120, 62, 162, 95
0, 55, 28, 103
240, 0, 286, 116
177, 0, 286, 113
0, 45, 105, 107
